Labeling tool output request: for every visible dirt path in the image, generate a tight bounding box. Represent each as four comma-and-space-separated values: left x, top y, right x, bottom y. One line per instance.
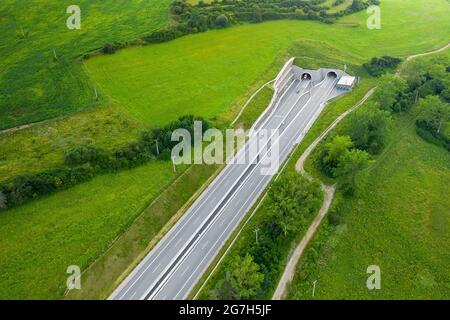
272, 88, 375, 300
272, 41, 450, 300
396, 42, 450, 75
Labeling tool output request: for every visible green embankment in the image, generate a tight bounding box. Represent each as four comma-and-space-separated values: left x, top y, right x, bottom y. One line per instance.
288, 113, 450, 299
287, 51, 450, 299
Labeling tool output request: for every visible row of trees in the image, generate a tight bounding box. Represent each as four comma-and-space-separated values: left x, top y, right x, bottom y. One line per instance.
143, 0, 373, 45
0, 115, 209, 210
97, 1, 376, 52
210, 173, 322, 299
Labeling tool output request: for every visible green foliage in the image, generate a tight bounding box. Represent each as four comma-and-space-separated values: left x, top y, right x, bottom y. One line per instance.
208, 173, 322, 299
1, 165, 95, 207
416, 96, 450, 151
226, 254, 264, 299
144, 0, 371, 44
319, 135, 353, 177
102, 43, 119, 54
267, 173, 323, 236
347, 106, 392, 154
334, 149, 371, 196
288, 116, 450, 299
374, 74, 408, 112
363, 55, 402, 77
417, 96, 450, 135
0, 192, 7, 210
1, 116, 208, 210
64, 145, 111, 167
215, 14, 230, 28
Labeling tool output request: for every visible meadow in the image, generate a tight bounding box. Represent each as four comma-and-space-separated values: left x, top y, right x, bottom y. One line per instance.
285, 50, 450, 299
0, 160, 185, 299
288, 112, 450, 299
0, 0, 448, 299
0, 0, 172, 130
85, 0, 449, 128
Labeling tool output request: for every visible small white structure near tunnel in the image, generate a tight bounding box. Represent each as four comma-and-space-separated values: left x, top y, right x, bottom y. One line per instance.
336, 75, 356, 91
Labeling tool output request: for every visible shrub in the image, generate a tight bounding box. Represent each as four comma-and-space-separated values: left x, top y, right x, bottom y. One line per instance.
215, 14, 229, 28
64, 145, 111, 167
102, 43, 118, 54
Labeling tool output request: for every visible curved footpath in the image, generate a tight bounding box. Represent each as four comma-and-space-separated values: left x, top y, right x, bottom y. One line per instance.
272, 41, 450, 300
272, 88, 375, 300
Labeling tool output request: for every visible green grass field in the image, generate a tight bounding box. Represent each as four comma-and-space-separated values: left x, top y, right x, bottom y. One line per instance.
0, 103, 142, 183
0, 0, 448, 299
0, 160, 186, 299
287, 50, 450, 299
288, 112, 450, 299
85, 0, 449, 128
0, 0, 172, 130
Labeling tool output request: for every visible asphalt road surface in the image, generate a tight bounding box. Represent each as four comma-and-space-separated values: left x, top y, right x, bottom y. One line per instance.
110, 73, 338, 300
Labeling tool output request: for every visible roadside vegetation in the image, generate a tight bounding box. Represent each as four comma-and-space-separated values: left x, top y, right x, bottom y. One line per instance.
0, 115, 208, 210
0, 0, 448, 299
199, 174, 323, 299
286, 50, 450, 299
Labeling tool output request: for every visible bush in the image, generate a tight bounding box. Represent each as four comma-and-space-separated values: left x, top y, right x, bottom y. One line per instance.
347, 106, 391, 155
1, 165, 94, 207
64, 145, 111, 167
215, 14, 229, 28
102, 43, 118, 54
363, 56, 402, 77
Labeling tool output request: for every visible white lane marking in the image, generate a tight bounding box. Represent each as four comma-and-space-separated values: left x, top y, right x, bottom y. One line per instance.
144, 82, 317, 300
173, 77, 338, 299
152, 264, 161, 274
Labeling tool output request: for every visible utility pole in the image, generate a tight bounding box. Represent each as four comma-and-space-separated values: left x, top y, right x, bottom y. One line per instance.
312, 280, 317, 297
53, 48, 58, 61
254, 228, 259, 244
155, 139, 160, 156
94, 87, 98, 101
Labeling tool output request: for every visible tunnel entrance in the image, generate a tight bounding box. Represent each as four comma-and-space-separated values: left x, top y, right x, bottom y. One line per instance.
327, 71, 338, 78
301, 73, 312, 80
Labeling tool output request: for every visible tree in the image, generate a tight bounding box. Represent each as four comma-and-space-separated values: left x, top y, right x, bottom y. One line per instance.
319, 135, 353, 176
347, 106, 391, 154
0, 191, 7, 210
102, 43, 117, 54
228, 254, 264, 299
215, 14, 229, 28
417, 95, 450, 134
267, 173, 322, 236
334, 149, 371, 196
374, 74, 408, 112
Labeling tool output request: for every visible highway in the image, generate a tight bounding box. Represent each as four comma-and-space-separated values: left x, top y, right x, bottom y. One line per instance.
110, 71, 339, 300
